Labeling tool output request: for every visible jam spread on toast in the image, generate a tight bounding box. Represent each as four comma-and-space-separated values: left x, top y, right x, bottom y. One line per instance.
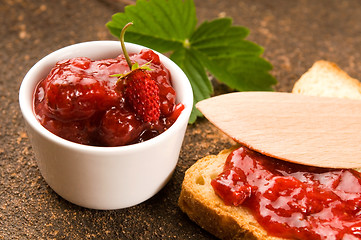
212, 146, 361, 240
34, 49, 183, 146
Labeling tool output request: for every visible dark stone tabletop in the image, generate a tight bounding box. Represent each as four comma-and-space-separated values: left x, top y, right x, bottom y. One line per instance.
1, 0, 361, 239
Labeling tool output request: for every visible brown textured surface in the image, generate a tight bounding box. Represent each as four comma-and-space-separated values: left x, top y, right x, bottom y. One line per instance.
1, 0, 361, 239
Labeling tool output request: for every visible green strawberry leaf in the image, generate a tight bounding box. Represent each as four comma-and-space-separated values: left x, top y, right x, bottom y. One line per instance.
191, 18, 276, 92
171, 48, 213, 123
107, 0, 196, 52
106, 0, 277, 123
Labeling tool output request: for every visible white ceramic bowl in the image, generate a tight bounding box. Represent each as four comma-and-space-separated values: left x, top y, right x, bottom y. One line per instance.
19, 41, 193, 210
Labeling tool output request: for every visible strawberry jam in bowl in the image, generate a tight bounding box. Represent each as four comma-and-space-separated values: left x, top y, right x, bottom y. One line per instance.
212, 146, 361, 240
34, 46, 182, 147
19, 41, 193, 210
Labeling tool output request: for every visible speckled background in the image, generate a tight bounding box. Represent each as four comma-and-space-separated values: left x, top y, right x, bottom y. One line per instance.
1, 0, 361, 239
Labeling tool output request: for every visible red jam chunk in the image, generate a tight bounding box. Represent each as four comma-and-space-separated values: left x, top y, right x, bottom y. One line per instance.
211, 146, 361, 240
33, 49, 183, 146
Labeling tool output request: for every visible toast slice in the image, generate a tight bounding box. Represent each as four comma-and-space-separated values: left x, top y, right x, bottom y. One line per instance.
179, 60, 361, 240
178, 147, 286, 240
292, 60, 361, 99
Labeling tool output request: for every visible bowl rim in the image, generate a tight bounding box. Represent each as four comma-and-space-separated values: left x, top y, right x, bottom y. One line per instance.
19, 40, 193, 154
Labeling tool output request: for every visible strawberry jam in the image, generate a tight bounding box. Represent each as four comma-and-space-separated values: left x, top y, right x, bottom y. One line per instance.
33, 49, 183, 146
211, 146, 361, 240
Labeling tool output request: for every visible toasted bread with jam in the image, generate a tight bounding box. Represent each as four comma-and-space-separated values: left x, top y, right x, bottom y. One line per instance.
179, 60, 361, 240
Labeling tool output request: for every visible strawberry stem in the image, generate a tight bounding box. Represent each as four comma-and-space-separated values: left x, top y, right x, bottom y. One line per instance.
120, 22, 133, 70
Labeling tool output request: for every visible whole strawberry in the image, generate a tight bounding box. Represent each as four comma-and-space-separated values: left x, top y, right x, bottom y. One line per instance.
122, 69, 160, 122
113, 22, 161, 123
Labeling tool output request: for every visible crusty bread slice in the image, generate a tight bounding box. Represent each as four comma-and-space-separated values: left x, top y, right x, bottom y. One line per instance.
292, 60, 361, 99
179, 60, 361, 240
178, 147, 287, 240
